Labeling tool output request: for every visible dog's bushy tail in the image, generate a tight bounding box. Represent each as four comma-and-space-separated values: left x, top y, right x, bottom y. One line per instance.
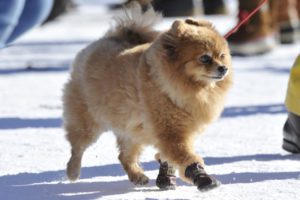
106, 2, 162, 45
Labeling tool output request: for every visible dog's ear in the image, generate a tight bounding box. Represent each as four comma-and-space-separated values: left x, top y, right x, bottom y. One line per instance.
161, 20, 185, 60
161, 33, 178, 60
169, 20, 186, 36
185, 18, 200, 26
185, 18, 213, 29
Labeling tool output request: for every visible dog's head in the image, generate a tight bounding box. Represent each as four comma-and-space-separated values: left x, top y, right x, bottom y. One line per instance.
153, 19, 231, 85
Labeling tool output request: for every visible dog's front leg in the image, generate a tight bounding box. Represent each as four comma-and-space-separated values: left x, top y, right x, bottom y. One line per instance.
155, 153, 176, 190
157, 135, 220, 191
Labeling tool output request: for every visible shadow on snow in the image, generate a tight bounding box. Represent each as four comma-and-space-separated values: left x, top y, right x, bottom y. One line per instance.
0, 65, 70, 75
0, 117, 62, 129
0, 154, 299, 199
221, 103, 286, 118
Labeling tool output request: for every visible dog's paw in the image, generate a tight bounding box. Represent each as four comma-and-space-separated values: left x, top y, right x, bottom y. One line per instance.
156, 160, 176, 190
66, 157, 81, 181
156, 174, 176, 190
195, 175, 221, 192
185, 162, 221, 192
129, 173, 149, 185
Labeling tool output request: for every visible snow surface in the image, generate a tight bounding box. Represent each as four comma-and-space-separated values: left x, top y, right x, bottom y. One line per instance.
0, 1, 300, 200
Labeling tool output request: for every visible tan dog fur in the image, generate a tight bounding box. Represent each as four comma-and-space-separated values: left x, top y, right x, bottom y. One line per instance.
63, 4, 232, 186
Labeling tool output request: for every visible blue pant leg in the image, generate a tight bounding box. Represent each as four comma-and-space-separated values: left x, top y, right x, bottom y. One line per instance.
7, 0, 54, 44
0, 0, 25, 48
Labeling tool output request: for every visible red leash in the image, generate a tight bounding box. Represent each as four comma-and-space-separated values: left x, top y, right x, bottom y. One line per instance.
224, 0, 269, 39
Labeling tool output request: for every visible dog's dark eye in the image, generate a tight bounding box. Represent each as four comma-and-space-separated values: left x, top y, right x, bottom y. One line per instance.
220, 53, 225, 59
199, 54, 212, 64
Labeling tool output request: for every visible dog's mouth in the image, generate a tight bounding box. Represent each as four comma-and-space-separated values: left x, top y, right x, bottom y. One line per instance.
203, 75, 225, 81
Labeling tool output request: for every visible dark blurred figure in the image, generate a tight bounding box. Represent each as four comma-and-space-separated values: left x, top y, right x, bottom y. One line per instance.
109, 0, 151, 10
110, 0, 227, 16
109, 0, 198, 16
152, 0, 227, 16
203, 0, 227, 15
43, 0, 76, 24
152, 0, 196, 16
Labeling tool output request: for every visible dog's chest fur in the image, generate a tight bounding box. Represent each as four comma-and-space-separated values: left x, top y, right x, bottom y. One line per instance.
139, 62, 229, 136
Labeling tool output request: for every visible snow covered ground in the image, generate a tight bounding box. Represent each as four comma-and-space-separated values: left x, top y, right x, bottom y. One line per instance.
0, 1, 300, 200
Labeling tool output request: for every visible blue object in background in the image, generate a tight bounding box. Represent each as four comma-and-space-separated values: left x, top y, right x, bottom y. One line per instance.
0, 0, 53, 48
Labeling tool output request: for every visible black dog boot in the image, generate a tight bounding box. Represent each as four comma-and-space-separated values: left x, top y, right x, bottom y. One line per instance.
185, 163, 220, 192
156, 160, 176, 190
283, 112, 300, 153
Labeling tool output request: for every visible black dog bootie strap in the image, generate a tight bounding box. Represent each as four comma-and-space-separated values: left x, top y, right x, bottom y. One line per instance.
185, 163, 221, 192
156, 160, 176, 190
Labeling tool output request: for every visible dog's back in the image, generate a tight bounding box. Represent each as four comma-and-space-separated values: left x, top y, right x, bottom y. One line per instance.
70, 2, 161, 81
64, 3, 161, 136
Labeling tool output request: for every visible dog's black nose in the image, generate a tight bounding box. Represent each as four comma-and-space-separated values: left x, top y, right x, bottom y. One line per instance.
217, 66, 228, 75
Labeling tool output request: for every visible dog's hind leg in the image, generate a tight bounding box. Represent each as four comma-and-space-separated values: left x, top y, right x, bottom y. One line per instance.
117, 137, 149, 185
66, 123, 101, 181
63, 82, 103, 181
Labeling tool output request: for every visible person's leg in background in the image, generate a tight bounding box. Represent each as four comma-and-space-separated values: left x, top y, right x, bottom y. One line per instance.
6, 0, 54, 44
110, 0, 198, 17
152, 0, 196, 17
0, 0, 26, 48
283, 55, 300, 154
297, 0, 300, 40
227, 0, 276, 56
43, 0, 76, 25
275, 0, 299, 44
202, 0, 227, 15
298, 0, 300, 17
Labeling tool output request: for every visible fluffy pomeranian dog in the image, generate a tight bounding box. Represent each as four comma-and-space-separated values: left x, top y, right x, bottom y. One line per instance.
63, 3, 232, 192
